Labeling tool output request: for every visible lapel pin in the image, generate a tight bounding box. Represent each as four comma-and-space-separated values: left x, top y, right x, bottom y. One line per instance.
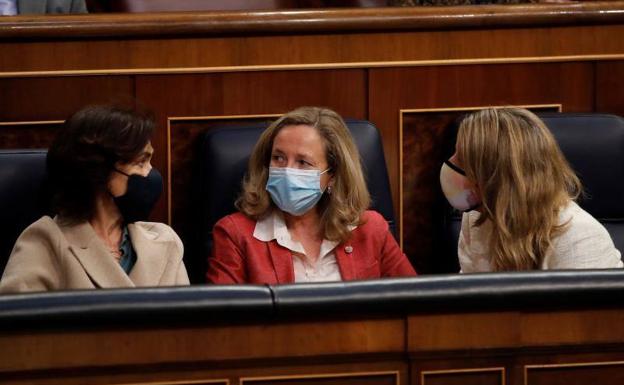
344, 245, 353, 254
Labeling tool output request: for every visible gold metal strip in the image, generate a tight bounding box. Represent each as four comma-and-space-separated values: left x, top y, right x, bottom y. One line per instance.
0, 120, 64, 126
524, 360, 624, 385
113, 379, 229, 385
398, 104, 562, 248
166, 113, 281, 225
240, 370, 400, 384
421, 367, 505, 385
1, 54, 624, 78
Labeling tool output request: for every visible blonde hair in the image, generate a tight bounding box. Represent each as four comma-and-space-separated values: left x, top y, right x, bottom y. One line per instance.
236, 106, 371, 243
457, 108, 582, 270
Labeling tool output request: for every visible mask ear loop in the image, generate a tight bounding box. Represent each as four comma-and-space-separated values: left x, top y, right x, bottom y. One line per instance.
443, 160, 481, 212
443, 159, 467, 176
113, 168, 131, 177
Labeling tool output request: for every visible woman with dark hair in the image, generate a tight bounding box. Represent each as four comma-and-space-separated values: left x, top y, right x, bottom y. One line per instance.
0, 105, 189, 293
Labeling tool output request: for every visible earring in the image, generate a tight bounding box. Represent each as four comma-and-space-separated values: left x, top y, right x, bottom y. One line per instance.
327, 185, 332, 195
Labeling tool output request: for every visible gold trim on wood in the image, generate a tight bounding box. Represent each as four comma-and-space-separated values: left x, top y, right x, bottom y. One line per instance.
113, 379, 229, 385
523, 360, 624, 385
398, 104, 562, 248
0, 120, 65, 126
166, 114, 281, 225
2, 54, 624, 79
241, 370, 400, 385
421, 367, 505, 385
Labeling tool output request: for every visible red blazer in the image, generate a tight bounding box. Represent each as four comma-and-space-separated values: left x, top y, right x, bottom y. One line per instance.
207, 210, 417, 284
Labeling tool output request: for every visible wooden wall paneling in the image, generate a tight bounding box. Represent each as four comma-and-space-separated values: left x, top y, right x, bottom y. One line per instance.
0, 121, 64, 149
525, 361, 624, 385
368, 62, 593, 273
0, 318, 404, 375
135, 69, 366, 281
596, 60, 624, 116
0, 76, 134, 122
2, 24, 624, 75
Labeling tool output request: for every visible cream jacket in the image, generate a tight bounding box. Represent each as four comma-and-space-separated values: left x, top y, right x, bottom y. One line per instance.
459, 201, 623, 272
0, 216, 189, 293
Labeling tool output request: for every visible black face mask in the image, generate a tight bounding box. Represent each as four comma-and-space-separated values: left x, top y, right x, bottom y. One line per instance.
113, 168, 163, 223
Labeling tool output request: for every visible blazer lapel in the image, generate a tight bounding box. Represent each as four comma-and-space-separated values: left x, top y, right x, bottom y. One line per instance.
267, 241, 295, 284
127, 223, 169, 286
63, 221, 135, 288
335, 243, 356, 281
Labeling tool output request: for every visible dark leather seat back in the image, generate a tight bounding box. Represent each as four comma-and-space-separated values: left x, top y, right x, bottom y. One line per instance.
0, 150, 49, 275
193, 119, 395, 283
446, 113, 624, 264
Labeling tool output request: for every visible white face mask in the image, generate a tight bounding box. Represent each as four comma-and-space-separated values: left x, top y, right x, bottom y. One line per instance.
439, 159, 481, 212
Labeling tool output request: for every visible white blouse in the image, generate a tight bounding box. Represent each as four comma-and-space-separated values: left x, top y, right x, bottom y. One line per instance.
458, 201, 623, 272
253, 211, 342, 282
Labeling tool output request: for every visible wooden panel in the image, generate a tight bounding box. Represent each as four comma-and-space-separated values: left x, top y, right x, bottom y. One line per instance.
136, 69, 366, 225
3, 3, 624, 40
0, 122, 63, 149
525, 361, 624, 385
0, 318, 404, 373
420, 368, 504, 385
408, 309, 624, 352
0, 76, 134, 121
2, 25, 624, 75
596, 60, 624, 116
369, 62, 593, 273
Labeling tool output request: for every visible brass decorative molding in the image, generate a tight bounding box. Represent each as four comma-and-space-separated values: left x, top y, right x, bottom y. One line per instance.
1, 55, 624, 79
241, 370, 400, 385
113, 379, 229, 385
524, 360, 624, 385
0, 120, 65, 126
421, 367, 505, 385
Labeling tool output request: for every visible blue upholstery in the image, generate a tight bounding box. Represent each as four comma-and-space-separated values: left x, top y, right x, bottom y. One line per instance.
193, 119, 395, 283
446, 113, 624, 265
0, 150, 49, 275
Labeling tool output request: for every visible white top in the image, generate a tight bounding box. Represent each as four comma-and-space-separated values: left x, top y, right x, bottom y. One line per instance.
0, 0, 17, 15
458, 201, 623, 272
253, 211, 342, 282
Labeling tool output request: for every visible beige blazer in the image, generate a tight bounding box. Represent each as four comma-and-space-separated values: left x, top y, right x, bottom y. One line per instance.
0, 216, 189, 293
459, 201, 623, 272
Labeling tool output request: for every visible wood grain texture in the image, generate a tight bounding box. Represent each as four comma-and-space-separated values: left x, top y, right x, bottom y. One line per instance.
0, 318, 404, 373
596, 60, 624, 115
1, 2, 624, 39
0, 77, 134, 121
1, 25, 624, 74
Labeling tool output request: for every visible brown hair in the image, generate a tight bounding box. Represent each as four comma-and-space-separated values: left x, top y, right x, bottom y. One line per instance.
457, 107, 582, 270
47, 104, 154, 224
236, 106, 371, 243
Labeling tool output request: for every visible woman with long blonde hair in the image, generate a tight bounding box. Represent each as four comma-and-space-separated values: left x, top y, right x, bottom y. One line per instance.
440, 107, 622, 271
207, 106, 416, 284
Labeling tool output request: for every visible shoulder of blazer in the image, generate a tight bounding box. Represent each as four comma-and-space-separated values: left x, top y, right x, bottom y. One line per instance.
18, 215, 66, 248
132, 221, 179, 243
358, 210, 389, 233
216, 212, 257, 234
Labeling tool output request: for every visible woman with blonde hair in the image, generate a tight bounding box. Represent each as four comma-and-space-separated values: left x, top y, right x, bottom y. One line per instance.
207, 106, 416, 284
440, 107, 622, 271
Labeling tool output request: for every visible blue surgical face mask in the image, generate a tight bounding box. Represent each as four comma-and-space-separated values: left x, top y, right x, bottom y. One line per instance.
266, 167, 331, 216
